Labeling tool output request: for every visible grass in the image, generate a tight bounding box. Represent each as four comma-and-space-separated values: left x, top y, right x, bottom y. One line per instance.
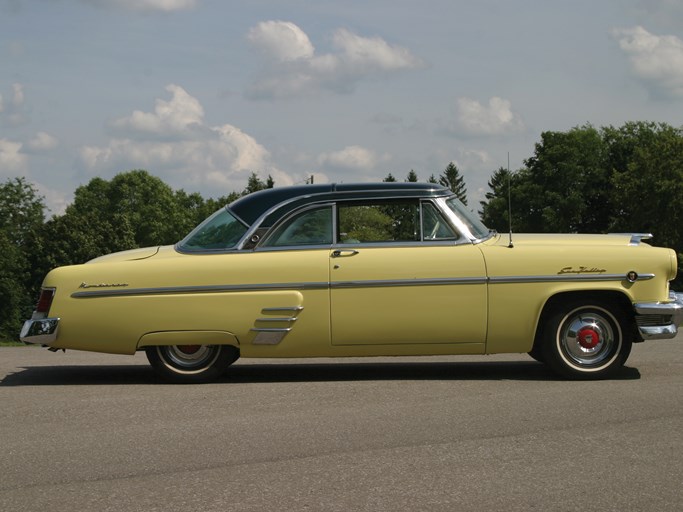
0, 340, 24, 346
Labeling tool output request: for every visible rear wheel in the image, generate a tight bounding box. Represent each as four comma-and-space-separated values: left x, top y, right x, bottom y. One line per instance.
527, 344, 545, 363
542, 300, 632, 379
145, 345, 239, 383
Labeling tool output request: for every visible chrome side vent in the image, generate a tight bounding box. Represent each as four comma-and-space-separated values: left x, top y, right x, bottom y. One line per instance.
251, 306, 304, 345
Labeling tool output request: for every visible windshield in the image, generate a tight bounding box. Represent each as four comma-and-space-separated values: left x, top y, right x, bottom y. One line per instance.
177, 208, 248, 252
445, 197, 491, 240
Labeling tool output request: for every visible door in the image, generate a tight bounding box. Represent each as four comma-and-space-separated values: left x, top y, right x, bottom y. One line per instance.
330, 199, 488, 346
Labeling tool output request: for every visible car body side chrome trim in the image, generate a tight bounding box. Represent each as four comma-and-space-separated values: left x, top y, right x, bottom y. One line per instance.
250, 327, 293, 345
251, 305, 304, 344
331, 277, 487, 289
72, 272, 655, 299
71, 282, 329, 298
262, 306, 304, 312
489, 273, 655, 284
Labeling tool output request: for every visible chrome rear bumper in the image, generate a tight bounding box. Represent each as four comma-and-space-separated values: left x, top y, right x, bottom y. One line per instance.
634, 292, 683, 340
20, 318, 60, 345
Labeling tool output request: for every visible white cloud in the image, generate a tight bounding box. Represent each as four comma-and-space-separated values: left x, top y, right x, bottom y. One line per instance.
247, 21, 314, 62
110, 84, 204, 136
332, 28, 421, 72
81, 85, 292, 193
0, 138, 28, 175
317, 145, 388, 172
611, 26, 683, 98
26, 131, 58, 152
246, 21, 423, 99
35, 184, 70, 216
457, 148, 493, 168
453, 97, 524, 136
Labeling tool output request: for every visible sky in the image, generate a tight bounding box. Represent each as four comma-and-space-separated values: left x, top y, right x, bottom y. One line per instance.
1, 0, 682, 216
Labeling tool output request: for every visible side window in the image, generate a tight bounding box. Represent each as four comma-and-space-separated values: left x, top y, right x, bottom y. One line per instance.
262, 206, 333, 247
422, 202, 458, 240
337, 200, 420, 243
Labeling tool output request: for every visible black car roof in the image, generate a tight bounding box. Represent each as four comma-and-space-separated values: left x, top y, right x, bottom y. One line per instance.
229, 182, 452, 227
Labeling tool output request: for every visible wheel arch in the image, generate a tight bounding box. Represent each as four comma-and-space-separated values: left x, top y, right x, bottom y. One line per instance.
137, 330, 241, 351
531, 290, 637, 353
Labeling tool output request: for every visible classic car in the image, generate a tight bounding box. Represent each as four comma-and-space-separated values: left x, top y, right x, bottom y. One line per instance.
21, 182, 683, 382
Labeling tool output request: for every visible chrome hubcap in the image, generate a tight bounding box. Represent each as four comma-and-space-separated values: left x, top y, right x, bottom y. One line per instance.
576, 326, 601, 349
159, 345, 219, 372
559, 308, 618, 367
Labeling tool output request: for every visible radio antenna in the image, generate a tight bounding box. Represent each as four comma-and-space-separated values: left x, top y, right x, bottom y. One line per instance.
507, 152, 514, 248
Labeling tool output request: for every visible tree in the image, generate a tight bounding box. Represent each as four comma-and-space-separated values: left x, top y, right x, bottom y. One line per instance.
477, 121, 683, 285
0, 178, 46, 340
405, 170, 418, 182
33, 170, 214, 275
243, 172, 273, 195
523, 125, 609, 233
439, 162, 467, 204
108, 170, 189, 247
383, 173, 397, 182
479, 167, 513, 231
605, 122, 683, 258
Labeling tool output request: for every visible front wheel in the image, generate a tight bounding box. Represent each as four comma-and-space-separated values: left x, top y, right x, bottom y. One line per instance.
542, 300, 633, 379
145, 345, 239, 383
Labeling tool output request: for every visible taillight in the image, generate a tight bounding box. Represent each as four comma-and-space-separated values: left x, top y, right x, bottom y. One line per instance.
35, 288, 56, 315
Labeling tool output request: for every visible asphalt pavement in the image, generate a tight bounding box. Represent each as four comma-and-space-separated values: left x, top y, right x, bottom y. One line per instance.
1, 337, 682, 512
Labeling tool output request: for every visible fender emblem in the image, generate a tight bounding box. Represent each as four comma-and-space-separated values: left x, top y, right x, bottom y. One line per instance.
79, 282, 129, 289
558, 266, 606, 275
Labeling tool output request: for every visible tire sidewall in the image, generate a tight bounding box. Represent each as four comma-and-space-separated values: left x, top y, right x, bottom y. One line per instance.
543, 300, 632, 379
145, 345, 238, 383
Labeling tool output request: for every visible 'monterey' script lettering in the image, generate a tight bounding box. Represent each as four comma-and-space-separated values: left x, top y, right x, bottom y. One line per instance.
79, 282, 129, 289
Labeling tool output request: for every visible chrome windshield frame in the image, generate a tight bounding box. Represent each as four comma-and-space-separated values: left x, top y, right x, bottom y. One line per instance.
436, 196, 494, 243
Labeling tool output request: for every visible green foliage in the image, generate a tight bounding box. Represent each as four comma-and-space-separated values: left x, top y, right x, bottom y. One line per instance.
479, 167, 513, 230
606, 122, 683, 247
0, 178, 46, 340
244, 172, 273, 195
405, 170, 418, 182
479, 121, 683, 286
439, 162, 467, 205
339, 202, 419, 242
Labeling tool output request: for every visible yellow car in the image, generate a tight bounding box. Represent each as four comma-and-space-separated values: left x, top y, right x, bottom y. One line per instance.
21, 183, 683, 382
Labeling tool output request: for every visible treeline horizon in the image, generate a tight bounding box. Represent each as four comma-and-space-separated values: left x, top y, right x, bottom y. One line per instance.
2, 120, 682, 340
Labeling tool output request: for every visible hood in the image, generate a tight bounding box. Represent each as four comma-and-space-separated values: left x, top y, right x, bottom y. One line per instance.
487, 233, 652, 248
86, 246, 161, 264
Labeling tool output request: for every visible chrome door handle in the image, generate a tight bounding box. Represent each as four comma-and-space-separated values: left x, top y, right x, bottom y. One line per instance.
331, 249, 359, 258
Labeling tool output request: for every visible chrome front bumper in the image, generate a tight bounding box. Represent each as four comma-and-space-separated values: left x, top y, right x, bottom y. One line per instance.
634, 292, 683, 340
20, 318, 60, 345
